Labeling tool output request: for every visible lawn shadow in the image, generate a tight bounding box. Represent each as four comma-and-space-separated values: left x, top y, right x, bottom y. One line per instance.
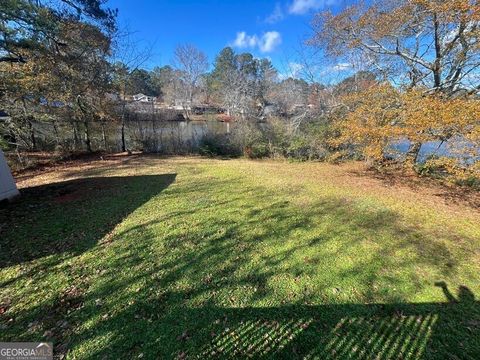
1, 171, 479, 359
0, 174, 176, 269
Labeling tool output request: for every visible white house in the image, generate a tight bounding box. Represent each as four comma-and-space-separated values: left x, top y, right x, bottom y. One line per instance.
133, 93, 156, 103
0, 149, 19, 201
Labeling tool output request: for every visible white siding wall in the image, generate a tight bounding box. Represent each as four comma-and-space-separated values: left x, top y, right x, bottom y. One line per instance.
0, 150, 19, 201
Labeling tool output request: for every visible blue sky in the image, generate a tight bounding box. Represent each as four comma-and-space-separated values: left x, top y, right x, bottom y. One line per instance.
107, 0, 350, 76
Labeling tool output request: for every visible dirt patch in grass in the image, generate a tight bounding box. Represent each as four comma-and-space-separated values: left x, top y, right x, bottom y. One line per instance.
10, 152, 143, 184
349, 165, 480, 211
54, 190, 83, 204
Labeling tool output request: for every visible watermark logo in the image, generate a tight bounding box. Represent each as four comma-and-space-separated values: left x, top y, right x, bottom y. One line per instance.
0, 343, 52, 360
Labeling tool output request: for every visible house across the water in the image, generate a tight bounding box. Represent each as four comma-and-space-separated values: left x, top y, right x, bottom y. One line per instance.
133, 93, 157, 103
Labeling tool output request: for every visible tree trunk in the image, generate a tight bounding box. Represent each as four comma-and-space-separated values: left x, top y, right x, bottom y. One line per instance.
72, 121, 79, 150
53, 121, 60, 146
406, 141, 422, 165
121, 100, 127, 152
433, 13, 442, 91
183, 103, 190, 120
121, 120, 126, 152
15, 145, 24, 166
83, 119, 92, 152
22, 98, 36, 151
152, 119, 158, 152
28, 120, 36, 151
101, 120, 108, 151
76, 96, 92, 152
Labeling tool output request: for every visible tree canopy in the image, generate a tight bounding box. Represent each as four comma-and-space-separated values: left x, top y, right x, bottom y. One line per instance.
0, 0, 116, 63
310, 0, 480, 94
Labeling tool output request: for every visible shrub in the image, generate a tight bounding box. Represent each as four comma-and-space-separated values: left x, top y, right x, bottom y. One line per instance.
0, 137, 9, 151
199, 133, 241, 157
244, 142, 270, 159
416, 157, 480, 187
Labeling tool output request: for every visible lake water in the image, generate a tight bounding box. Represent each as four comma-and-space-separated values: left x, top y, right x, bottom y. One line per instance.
124, 120, 230, 152
109, 119, 480, 162
389, 138, 479, 163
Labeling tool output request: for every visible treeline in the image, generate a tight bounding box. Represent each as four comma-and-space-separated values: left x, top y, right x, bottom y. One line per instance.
0, 0, 116, 153
313, 0, 480, 184
1, 0, 479, 185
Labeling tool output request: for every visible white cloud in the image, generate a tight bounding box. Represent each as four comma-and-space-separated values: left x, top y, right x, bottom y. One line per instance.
289, 0, 336, 15
265, 3, 285, 24
233, 32, 258, 48
232, 31, 282, 53
332, 62, 352, 71
318, 62, 353, 78
259, 31, 282, 53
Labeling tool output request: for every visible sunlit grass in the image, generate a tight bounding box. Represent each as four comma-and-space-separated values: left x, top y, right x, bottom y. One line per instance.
1, 157, 479, 359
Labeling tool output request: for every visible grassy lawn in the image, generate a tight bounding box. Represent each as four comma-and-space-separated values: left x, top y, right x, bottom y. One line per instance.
1, 156, 479, 359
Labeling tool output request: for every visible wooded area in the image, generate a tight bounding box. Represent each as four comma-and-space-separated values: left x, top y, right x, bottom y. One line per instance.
1, 0, 479, 185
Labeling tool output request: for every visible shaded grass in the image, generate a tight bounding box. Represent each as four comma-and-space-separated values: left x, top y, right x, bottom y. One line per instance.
0, 157, 479, 359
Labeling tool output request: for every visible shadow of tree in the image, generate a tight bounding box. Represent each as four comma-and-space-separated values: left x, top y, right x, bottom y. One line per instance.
0, 174, 176, 269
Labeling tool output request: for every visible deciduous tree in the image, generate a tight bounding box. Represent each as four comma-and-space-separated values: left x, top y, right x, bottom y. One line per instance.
173, 44, 209, 119
310, 0, 480, 94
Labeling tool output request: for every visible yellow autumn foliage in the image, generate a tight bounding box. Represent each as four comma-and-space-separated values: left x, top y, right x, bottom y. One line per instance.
332, 84, 480, 182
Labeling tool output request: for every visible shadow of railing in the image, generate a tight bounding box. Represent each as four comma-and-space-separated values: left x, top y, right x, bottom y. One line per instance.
68, 282, 477, 359
191, 283, 479, 359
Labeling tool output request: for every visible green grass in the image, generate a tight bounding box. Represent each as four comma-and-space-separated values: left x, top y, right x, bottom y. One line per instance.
1, 156, 479, 359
